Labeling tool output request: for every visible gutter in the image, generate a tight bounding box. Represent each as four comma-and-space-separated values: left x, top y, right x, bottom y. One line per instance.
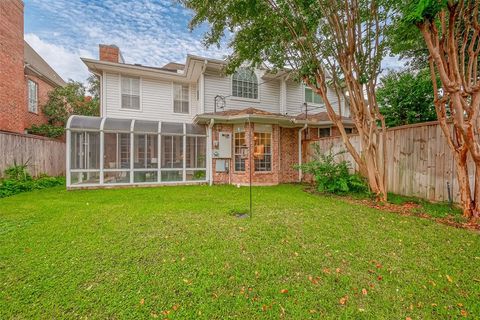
208, 119, 215, 186
298, 123, 308, 182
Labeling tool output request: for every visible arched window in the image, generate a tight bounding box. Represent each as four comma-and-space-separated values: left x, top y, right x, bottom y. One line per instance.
232, 68, 258, 99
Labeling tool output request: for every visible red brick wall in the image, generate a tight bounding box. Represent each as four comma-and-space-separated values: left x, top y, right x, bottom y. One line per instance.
99, 44, 120, 63
212, 123, 298, 186
0, 0, 25, 133
280, 127, 300, 183
24, 75, 54, 128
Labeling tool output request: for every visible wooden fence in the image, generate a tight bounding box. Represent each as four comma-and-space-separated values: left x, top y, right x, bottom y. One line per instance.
308, 121, 469, 203
0, 131, 65, 178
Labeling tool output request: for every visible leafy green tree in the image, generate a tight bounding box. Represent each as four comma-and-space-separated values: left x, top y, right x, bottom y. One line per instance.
377, 69, 437, 127
43, 79, 99, 127
182, 0, 394, 201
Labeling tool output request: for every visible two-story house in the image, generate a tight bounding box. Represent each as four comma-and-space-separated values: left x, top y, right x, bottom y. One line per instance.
66, 44, 353, 188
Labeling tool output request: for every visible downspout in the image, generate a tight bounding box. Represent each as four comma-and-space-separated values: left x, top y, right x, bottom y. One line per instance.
298, 123, 308, 182
208, 119, 215, 186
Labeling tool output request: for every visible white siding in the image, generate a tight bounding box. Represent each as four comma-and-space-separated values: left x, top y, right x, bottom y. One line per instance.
286, 80, 350, 117
286, 81, 304, 115
203, 73, 281, 114
104, 72, 198, 122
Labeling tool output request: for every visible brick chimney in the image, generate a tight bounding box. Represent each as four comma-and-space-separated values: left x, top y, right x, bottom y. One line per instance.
99, 44, 124, 63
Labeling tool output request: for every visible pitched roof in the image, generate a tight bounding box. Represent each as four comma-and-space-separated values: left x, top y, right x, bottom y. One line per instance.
161, 62, 185, 72
202, 107, 284, 117
294, 112, 351, 122
24, 42, 66, 87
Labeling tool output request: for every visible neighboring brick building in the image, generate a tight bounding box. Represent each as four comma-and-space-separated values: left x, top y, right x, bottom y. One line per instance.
0, 0, 65, 134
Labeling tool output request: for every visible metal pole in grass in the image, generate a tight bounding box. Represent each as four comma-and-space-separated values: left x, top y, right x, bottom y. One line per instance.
248, 115, 252, 218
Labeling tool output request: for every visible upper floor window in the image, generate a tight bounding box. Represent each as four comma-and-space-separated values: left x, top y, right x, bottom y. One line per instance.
121, 76, 140, 110
304, 86, 323, 105
173, 83, 189, 114
232, 68, 258, 99
28, 80, 38, 113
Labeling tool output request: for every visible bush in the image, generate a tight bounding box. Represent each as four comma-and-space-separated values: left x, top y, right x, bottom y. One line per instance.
297, 145, 368, 195
0, 163, 64, 198
27, 124, 64, 138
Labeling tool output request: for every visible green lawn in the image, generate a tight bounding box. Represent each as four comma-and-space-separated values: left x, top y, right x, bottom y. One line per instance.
1, 185, 479, 319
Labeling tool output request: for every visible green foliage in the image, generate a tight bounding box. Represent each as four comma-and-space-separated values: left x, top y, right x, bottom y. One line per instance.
183, 0, 393, 86
43, 79, 100, 127
0, 163, 64, 198
4, 161, 31, 181
404, 0, 448, 24
378, 68, 437, 127
297, 146, 368, 194
27, 124, 64, 138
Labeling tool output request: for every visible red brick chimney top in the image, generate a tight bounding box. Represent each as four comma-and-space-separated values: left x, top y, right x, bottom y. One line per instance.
99, 44, 124, 63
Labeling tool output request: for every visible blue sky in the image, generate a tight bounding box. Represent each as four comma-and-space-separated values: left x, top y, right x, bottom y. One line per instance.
24, 0, 230, 82
24, 0, 402, 83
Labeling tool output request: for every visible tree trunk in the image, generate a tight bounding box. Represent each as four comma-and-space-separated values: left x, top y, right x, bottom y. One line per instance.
454, 151, 474, 218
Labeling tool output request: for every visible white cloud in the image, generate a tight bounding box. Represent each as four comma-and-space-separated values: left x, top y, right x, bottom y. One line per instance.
25, 0, 231, 82
24, 33, 95, 82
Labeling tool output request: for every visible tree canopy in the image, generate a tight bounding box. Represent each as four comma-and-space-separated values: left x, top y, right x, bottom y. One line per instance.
378, 69, 437, 127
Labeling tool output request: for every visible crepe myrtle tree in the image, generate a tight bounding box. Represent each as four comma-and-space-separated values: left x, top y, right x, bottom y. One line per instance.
404, 0, 480, 219
182, 0, 394, 200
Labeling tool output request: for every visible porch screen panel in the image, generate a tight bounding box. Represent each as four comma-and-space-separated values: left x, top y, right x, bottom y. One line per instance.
104, 133, 131, 169
70, 132, 100, 170
186, 136, 206, 168
134, 134, 158, 169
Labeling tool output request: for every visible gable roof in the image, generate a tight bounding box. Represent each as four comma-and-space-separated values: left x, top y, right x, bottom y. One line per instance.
24, 42, 66, 87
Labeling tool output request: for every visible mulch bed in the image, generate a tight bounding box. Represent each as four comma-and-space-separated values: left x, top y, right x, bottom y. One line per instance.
304, 186, 480, 232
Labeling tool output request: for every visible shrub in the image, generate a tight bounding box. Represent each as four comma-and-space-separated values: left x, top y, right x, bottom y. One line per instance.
27, 124, 64, 138
4, 161, 31, 181
0, 164, 64, 198
297, 145, 368, 195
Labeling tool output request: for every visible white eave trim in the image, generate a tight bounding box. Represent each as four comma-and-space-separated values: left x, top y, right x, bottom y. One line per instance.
81, 58, 194, 81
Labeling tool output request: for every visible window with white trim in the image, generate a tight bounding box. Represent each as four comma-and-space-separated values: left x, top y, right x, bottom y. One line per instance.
173, 83, 189, 113
304, 86, 323, 105
121, 76, 140, 109
254, 125, 272, 172
28, 80, 38, 113
234, 125, 246, 172
232, 68, 258, 99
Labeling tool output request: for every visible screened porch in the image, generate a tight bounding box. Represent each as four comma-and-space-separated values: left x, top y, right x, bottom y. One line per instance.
66, 116, 207, 188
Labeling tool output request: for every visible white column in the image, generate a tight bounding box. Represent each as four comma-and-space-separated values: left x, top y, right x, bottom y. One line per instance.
130, 120, 135, 184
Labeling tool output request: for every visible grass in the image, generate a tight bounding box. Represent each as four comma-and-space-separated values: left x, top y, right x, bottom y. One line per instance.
386, 193, 463, 219
0, 184, 479, 319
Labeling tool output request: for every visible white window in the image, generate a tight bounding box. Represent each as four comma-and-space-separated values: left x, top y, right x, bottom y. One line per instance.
232, 68, 258, 99
234, 125, 246, 172
304, 86, 323, 105
121, 76, 140, 109
173, 83, 189, 114
254, 125, 272, 172
28, 80, 38, 113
